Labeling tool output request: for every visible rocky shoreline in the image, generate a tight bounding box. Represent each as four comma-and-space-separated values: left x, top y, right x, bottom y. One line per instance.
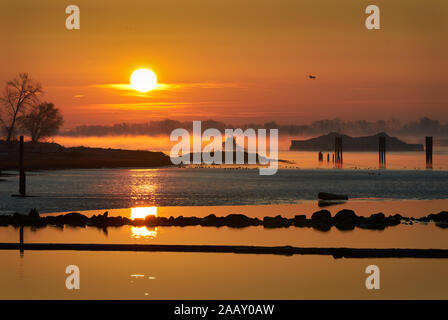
1, 209, 447, 231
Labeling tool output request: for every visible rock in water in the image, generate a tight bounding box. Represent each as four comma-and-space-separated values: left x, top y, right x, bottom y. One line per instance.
333, 209, 358, 230
311, 210, 331, 221
334, 209, 358, 221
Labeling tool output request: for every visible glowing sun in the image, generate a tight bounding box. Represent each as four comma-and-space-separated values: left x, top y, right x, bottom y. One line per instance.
130, 68, 157, 92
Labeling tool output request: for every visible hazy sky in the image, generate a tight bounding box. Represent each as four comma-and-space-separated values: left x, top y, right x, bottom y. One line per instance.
0, 0, 447, 128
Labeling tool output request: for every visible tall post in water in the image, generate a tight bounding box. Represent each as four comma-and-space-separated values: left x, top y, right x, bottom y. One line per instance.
379, 136, 386, 169
334, 136, 343, 167
19, 226, 24, 244
426, 136, 433, 169
19, 136, 26, 196
340, 137, 343, 165
335, 137, 338, 166
318, 151, 323, 162
334, 137, 337, 165
19, 225, 24, 256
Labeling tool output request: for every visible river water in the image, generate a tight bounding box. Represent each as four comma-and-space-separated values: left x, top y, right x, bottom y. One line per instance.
1, 151, 447, 299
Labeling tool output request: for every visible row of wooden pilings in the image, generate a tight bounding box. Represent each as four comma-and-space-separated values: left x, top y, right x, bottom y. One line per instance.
318, 136, 434, 169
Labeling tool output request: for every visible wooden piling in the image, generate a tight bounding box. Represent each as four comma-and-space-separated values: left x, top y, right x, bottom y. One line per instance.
19, 226, 24, 255
379, 136, 386, 169
426, 136, 433, 169
19, 226, 24, 244
19, 136, 26, 196
334, 136, 343, 167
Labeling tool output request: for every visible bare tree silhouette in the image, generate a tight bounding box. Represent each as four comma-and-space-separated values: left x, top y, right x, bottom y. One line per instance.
20, 102, 63, 142
0, 73, 42, 141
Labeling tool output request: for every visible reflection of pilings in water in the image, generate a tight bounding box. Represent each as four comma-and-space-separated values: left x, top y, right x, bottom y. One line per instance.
2, 243, 448, 259
426, 136, 433, 169
379, 136, 386, 169
19, 136, 26, 196
334, 136, 343, 167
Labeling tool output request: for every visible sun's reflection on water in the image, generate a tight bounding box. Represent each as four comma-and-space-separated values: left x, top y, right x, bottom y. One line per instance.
131, 206, 157, 219
130, 207, 158, 239
131, 226, 158, 239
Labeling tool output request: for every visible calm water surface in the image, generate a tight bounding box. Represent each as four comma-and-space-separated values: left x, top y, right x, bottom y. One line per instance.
0, 167, 447, 214
1, 250, 448, 299
0, 151, 447, 299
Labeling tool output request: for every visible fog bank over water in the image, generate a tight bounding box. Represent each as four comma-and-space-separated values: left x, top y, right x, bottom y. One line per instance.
53, 135, 448, 154
54, 135, 295, 152
52, 116, 448, 152
58, 117, 448, 139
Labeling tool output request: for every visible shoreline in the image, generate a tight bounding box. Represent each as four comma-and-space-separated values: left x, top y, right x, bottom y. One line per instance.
2, 165, 448, 172
30, 199, 448, 218
2, 209, 447, 231
0, 141, 172, 170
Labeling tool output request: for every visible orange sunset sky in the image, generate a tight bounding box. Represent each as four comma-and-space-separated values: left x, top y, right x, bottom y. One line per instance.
0, 0, 447, 129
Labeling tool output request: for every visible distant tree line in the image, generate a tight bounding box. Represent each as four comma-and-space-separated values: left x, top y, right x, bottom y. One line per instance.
0, 73, 63, 142
60, 117, 448, 138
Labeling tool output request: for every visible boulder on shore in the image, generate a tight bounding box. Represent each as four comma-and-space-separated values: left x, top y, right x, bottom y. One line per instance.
311, 210, 332, 231
311, 210, 331, 221
333, 209, 358, 230
224, 214, 259, 228
263, 215, 290, 228
293, 215, 308, 227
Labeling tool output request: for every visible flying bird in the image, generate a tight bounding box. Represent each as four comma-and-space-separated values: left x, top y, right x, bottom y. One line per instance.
308, 75, 317, 80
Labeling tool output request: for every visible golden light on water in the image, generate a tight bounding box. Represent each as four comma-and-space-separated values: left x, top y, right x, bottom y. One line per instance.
131, 226, 158, 239
131, 206, 157, 220
130, 207, 158, 239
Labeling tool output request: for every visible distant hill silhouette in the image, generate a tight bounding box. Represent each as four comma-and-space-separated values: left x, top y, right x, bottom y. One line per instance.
180, 137, 290, 164
290, 132, 424, 152
0, 140, 171, 169
181, 150, 270, 165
